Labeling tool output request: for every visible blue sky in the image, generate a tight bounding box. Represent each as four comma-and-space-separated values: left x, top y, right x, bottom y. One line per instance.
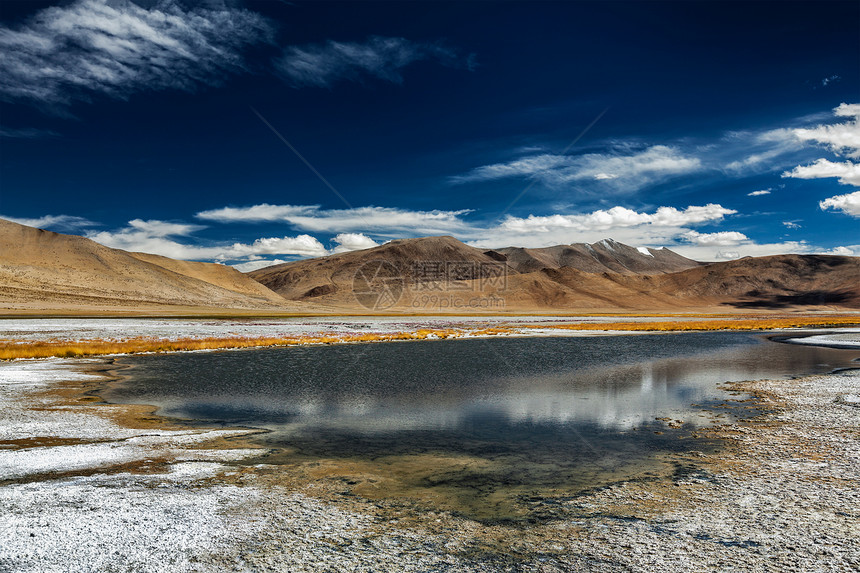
1, 0, 858, 270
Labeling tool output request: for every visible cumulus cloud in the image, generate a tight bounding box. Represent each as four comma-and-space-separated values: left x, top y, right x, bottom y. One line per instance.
779, 103, 860, 218
197, 204, 473, 236
228, 235, 328, 258
450, 145, 702, 192
818, 246, 854, 256
331, 233, 379, 253
498, 204, 735, 234
783, 158, 860, 186
274, 36, 469, 88
1, 213, 97, 230
0, 0, 273, 106
792, 102, 860, 158
683, 230, 749, 247
819, 190, 860, 217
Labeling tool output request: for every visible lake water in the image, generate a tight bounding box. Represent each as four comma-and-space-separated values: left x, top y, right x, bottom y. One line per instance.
103, 332, 859, 521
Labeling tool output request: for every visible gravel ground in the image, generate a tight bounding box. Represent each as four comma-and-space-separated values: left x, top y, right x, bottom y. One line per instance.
0, 343, 858, 571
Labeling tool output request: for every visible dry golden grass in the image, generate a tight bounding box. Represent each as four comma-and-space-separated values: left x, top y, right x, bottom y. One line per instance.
542, 316, 860, 332
0, 328, 463, 360
0, 316, 856, 360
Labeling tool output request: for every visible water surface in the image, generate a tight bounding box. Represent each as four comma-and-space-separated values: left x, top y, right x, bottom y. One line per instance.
104, 331, 859, 521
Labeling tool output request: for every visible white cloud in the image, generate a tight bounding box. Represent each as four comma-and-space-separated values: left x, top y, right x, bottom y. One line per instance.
673, 241, 813, 262
792, 102, 860, 158
1, 213, 96, 230
195, 204, 317, 223
197, 204, 473, 236
819, 190, 860, 217
87, 220, 328, 261
716, 251, 741, 260
782, 221, 802, 230
747, 189, 771, 196
817, 246, 854, 256
231, 259, 288, 273
779, 103, 860, 219
274, 36, 467, 88
126, 218, 204, 236
683, 230, 748, 247
228, 235, 328, 258
331, 233, 379, 253
497, 204, 734, 235
783, 158, 860, 186
0, 0, 273, 106
450, 145, 702, 192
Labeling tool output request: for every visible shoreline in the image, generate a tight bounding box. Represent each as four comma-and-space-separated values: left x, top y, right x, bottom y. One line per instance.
2, 315, 859, 360
0, 330, 858, 570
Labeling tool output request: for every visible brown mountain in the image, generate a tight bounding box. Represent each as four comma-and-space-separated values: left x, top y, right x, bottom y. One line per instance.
617, 254, 860, 309
0, 218, 294, 313
3, 220, 855, 314
249, 235, 860, 311
248, 236, 501, 302
493, 238, 702, 275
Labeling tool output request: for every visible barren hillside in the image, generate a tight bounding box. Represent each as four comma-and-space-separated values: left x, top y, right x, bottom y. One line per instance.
0, 218, 295, 313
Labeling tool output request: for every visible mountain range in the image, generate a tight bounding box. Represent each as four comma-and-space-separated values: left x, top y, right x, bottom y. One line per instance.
249, 235, 859, 311
1, 218, 858, 314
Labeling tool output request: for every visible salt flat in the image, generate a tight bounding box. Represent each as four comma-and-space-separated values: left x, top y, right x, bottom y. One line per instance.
0, 328, 858, 571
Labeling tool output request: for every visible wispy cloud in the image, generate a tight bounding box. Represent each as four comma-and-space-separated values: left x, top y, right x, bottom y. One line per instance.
87, 219, 329, 261
87, 220, 384, 264
747, 189, 771, 196
274, 35, 470, 88
722, 128, 804, 173
0, 0, 273, 107
0, 213, 97, 230
450, 145, 701, 192
196, 204, 473, 236
0, 126, 59, 139
231, 258, 289, 273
